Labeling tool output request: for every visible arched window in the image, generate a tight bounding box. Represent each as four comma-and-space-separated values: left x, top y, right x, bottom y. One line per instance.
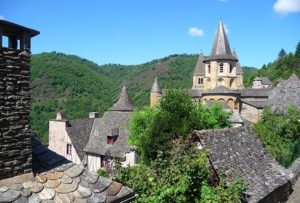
230, 78, 235, 88
219, 63, 224, 73
218, 78, 225, 86
198, 77, 204, 84
230, 64, 234, 73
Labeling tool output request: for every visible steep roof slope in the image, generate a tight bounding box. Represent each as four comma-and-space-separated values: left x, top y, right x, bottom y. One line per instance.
194, 127, 291, 203
66, 118, 95, 160
268, 74, 300, 112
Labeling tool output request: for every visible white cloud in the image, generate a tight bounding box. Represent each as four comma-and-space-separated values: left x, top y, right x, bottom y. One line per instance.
274, 0, 300, 15
188, 27, 204, 37
0, 15, 5, 20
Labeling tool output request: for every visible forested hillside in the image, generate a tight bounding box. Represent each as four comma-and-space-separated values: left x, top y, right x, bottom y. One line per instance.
30, 52, 256, 143
258, 42, 300, 85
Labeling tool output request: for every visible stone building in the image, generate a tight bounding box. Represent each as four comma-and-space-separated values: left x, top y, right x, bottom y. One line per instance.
0, 20, 135, 202
48, 86, 138, 172
150, 19, 274, 123
252, 77, 272, 89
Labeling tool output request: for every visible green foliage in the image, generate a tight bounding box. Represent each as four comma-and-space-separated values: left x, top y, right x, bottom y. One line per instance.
255, 105, 300, 167
278, 48, 287, 58
242, 66, 259, 87
116, 139, 245, 203
129, 90, 231, 164
259, 41, 300, 85
96, 168, 110, 178
199, 176, 246, 203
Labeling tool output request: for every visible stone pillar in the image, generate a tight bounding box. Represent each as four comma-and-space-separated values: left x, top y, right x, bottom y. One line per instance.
0, 48, 33, 180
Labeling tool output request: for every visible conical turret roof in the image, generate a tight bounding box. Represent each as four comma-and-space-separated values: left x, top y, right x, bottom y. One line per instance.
233, 49, 243, 75
205, 20, 237, 61
193, 53, 205, 76
151, 77, 162, 93
108, 86, 134, 111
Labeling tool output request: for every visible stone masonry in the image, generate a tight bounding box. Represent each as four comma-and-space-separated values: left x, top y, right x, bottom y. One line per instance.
0, 48, 33, 180
0, 20, 39, 180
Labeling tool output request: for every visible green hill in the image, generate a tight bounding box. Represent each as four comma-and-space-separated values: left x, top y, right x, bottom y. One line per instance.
30, 52, 257, 143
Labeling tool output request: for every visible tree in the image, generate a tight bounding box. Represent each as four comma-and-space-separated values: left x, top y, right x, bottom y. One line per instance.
278, 49, 287, 58
295, 41, 300, 60
129, 89, 231, 164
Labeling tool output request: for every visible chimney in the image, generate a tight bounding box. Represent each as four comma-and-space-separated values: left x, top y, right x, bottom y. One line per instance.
0, 20, 39, 180
56, 112, 64, 120
89, 112, 99, 118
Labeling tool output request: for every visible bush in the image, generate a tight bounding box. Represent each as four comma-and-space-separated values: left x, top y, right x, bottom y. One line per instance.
96, 168, 110, 178
255, 105, 300, 167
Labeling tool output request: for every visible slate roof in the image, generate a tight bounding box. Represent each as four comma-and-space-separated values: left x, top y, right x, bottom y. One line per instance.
203, 86, 240, 95
192, 53, 205, 76
268, 74, 300, 113
233, 49, 243, 75
151, 77, 162, 93
84, 111, 132, 159
194, 127, 291, 203
84, 85, 133, 159
109, 86, 134, 112
0, 135, 135, 203
66, 118, 95, 161
241, 100, 268, 109
204, 20, 237, 62
190, 88, 204, 97
240, 88, 272, 97
254, 77, 272, 85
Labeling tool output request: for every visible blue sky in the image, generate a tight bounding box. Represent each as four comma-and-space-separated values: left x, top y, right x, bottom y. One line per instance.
1, 0, 300, 68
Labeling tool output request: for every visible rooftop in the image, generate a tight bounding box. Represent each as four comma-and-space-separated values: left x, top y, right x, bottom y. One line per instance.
108, 86, 134, 112
194, 127, 291, 203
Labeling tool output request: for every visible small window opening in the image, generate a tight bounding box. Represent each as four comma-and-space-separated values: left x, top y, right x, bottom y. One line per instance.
66, 144, 72, 155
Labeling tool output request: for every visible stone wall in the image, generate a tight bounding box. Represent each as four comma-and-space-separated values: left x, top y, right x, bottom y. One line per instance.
240, 102, 262, 123
0, 47, 32, 180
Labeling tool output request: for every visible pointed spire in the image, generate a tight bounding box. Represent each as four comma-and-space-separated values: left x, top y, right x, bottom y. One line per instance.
232, 49, 243, 75
193, 52, 205, 76
108, 85, 134, 111
151, 77, 162, 93
205, 20, 237, 61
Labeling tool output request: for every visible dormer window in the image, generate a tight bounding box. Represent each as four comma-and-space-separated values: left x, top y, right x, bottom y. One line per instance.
107, 128, 119, 145
219, 63, 224, 73
107, 137, 114, 145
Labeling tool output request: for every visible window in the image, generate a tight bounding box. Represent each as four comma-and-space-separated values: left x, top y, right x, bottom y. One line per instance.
208, 65, 211, 74
219, 63, 224, 73
230, 64, 233, 73
66, 144, 72, 155
198, 78, 204, 84
101, 156, 106, 168
107, 136, 114, 145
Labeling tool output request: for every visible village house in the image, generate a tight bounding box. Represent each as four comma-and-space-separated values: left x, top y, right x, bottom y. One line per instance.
48, 86, 138, 172
0, 19, 135, 202
150, 19, 273, 124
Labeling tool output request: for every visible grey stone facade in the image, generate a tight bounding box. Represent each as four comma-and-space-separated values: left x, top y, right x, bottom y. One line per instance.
0, 48, 33, 180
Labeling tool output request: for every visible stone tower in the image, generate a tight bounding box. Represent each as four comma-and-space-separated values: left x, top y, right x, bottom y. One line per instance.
0, 20, 39, 180
192, 53, 205, 89
202, 20, 240, 90
150, 77, 162, 107
233, 49, 244, 89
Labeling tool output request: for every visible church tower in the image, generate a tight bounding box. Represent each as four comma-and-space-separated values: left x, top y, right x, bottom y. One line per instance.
150, 77, 162, 107
192, 53, 205, 88
202, 20, 240, 90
